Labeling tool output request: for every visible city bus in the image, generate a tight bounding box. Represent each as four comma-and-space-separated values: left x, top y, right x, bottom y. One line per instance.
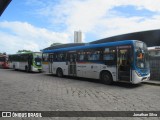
42, 40, 150, 84
8, 52, 42, 72
0, 54, 9, 69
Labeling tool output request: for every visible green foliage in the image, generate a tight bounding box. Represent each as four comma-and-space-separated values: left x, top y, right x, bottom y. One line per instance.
17, 50, 32, 54
0, 52, 6, 55
50, 43, 62, 47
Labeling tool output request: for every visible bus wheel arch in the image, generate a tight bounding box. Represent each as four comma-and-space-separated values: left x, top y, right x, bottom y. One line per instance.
56, 68, 63, 77
100, 70, 113, 85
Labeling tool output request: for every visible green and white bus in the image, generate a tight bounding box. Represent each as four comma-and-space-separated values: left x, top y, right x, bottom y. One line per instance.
9, 52, 42, 72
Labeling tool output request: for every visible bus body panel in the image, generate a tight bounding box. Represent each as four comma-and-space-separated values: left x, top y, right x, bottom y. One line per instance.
31, 65, 41, 72
0, 55, 9, 69
46, 61, 117, 81
76, 62, 117, 81
19, 62, 28, 70
9, 62, 13, 68
14, 62, 19, 69
42, 62, 49, 73
0, 62, 9, 69
12, 62, 24, 70
132, 70, 150, 84
51, 62, 68, 75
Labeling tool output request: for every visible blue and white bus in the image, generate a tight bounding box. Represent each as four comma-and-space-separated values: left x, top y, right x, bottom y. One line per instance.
42, 40, 150, 84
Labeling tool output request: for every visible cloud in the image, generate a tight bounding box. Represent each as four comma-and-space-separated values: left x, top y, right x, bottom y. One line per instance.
35, 0, 160, 41
1, 0, 160, 54
119, 0, 160, 12
0, 21, 70, 54
95, 15, 160, 38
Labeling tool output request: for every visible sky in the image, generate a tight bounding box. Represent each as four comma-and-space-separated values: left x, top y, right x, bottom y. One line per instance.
0, 0, 160, 54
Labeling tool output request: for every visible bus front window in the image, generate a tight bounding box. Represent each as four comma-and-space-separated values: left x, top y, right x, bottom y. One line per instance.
136, 42, 149, 69
0, 57, 5, 62
34, 54, 42, 66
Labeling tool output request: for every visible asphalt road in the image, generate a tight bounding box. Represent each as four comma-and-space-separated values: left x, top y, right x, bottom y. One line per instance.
0, 69, 160, 120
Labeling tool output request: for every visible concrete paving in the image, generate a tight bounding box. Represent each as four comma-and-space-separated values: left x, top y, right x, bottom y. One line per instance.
0, 69, 160, 120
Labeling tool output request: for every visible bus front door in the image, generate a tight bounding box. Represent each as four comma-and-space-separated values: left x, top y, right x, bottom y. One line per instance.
117, 46, 132, 82
68, 53, 77, 76
49, 54, 54, 73
28, 55, 33, 71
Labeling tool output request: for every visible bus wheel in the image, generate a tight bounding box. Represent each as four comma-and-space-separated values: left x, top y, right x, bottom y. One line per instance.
57, 68, 63, 77
101, 71, 113, 85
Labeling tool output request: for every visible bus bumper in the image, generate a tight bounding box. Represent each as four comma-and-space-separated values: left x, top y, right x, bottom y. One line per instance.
32, 66, 42, 72
132, 70, 150, 84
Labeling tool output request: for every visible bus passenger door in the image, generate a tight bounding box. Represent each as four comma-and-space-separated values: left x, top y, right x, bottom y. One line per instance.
28, 54, 33, 71
117, 46, 132, 82
49, 54, 54, 73
68, 52, 77, 76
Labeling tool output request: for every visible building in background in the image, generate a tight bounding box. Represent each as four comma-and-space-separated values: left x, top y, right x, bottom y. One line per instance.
90, 29, 160, 47
74, 31, 82, 43
148, 46, 160, 57
148, 46, 160, 81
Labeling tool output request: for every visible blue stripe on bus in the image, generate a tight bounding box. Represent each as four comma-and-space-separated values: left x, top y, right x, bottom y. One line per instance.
43, 40, 135, 53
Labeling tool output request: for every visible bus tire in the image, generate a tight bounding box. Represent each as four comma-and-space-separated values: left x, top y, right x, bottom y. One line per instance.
101, 71, 113, 85
56, 68, 63, 77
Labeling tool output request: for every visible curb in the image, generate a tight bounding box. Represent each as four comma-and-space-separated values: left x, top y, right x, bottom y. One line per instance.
142, 81, 160, 86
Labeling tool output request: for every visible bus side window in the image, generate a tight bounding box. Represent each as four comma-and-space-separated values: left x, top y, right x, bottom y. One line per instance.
78, 51, 85, 61
42, 54, 45, 62
53, 54, 57, 61
49, 54, 54, 62
69, 53, 77, 62
103, 47, 116, 65
87, 50, 100, 61
80, 54, 84, 60
57, 53, 64, 61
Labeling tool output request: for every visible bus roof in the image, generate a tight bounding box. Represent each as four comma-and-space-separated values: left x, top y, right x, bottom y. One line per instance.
0, 54, 7, 57
9, 52, 41, 56
43, 40, 137, 53
43, 43, 85, 51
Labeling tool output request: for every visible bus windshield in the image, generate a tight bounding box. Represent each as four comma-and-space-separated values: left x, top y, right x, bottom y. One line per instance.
34, 53, 42, 66
135, 41, 149, 69
0, 57, 5, 62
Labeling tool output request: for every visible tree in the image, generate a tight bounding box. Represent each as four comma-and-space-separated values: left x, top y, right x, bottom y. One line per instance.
3, 52, 6, 55
50, 43, 62, 47
0, 52, 6, 55
17, 50, 32, 53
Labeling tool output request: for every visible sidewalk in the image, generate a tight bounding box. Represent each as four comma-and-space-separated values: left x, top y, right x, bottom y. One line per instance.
142, 80, 160, 86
